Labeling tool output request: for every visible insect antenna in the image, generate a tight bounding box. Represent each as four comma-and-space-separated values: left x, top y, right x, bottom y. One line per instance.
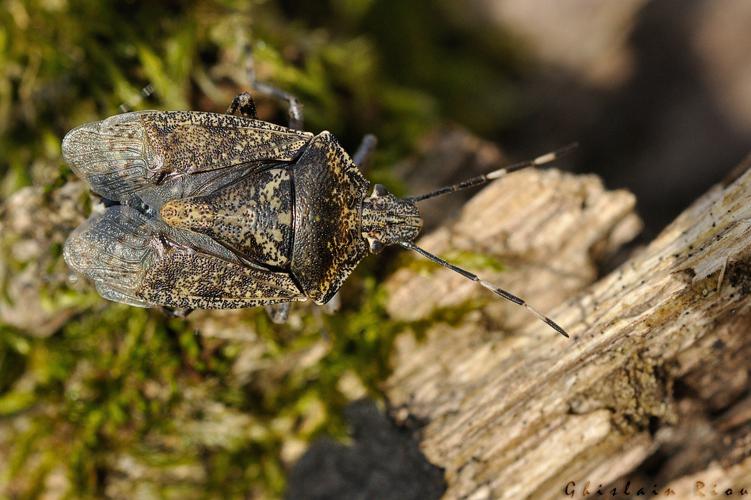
406, 143, 577, 203
398, 241, 569, 338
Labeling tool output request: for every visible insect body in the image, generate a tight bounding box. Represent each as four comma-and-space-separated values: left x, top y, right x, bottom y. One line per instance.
63, 89, 571, 336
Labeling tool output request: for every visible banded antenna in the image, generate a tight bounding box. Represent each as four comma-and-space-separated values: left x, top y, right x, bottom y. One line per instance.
401, 144, 578, 337
399, 242, 568, 337
407, 143, 577, 203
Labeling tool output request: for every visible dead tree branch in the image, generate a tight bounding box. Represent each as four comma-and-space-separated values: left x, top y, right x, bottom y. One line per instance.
384, 158, 751, 499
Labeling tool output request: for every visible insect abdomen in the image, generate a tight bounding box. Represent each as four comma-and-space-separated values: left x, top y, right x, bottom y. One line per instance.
160, 168, 294, 269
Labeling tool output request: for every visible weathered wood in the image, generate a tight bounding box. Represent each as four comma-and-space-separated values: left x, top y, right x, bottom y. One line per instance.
384, 158, 751, 498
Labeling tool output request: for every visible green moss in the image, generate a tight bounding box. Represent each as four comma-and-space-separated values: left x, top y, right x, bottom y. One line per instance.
0, 1, 521, 497
401, 249, 506, 276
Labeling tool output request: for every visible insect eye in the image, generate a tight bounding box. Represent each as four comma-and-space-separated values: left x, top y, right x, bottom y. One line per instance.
369, 239, 385, 253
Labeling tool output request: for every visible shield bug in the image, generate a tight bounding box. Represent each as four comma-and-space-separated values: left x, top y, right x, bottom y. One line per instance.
62, 79, 573, 336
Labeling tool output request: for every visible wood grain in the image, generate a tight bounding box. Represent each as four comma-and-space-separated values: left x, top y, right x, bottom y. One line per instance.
384, 159, 751, 499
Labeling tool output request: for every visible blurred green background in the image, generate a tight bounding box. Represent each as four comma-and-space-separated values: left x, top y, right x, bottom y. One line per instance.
2, 0, 751, 497
0, 1, 525, 497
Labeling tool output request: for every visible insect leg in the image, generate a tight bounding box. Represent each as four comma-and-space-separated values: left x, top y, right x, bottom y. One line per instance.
160, 307, 194, 318
118, 84, 155, 113
352, 134, 378, 169
265, 303, 291, 324
253, 82, 304, 130
321, 291, 342, 315
226, 92, 258, 118
245, 49, 304, 130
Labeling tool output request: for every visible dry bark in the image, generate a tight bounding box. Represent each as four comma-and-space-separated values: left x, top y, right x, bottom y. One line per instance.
384, 158, 751, 498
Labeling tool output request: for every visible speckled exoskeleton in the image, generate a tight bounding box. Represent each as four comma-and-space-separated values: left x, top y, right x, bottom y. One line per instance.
62, 79, 572, 336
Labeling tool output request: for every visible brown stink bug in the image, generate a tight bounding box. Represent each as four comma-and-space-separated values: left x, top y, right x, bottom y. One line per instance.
62, 75, 573, 336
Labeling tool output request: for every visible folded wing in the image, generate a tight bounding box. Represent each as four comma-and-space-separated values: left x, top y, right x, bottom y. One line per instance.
64, 206, 305, 309
62, 111, 313, 202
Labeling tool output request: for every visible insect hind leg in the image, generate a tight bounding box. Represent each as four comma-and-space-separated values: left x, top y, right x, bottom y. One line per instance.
244, 45, 304, 130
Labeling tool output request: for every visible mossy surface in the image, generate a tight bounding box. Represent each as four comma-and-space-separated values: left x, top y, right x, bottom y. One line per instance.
0, 1, 519, 497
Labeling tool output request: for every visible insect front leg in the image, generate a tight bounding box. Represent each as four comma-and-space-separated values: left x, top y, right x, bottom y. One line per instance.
252, 81, 304, 130
265, 302, 291, 324
321, 291, 341, 315
352, 134, 378, 169
226, 92, 258, 119
245, 48, 304, 130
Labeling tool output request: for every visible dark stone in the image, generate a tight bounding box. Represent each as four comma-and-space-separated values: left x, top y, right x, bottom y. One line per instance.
285, 400, 445, 500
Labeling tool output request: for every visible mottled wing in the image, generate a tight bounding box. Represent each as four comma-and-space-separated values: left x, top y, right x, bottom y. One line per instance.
62, 113, 151, 201
62, 111, 313, 201
64, 206, 305, 309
